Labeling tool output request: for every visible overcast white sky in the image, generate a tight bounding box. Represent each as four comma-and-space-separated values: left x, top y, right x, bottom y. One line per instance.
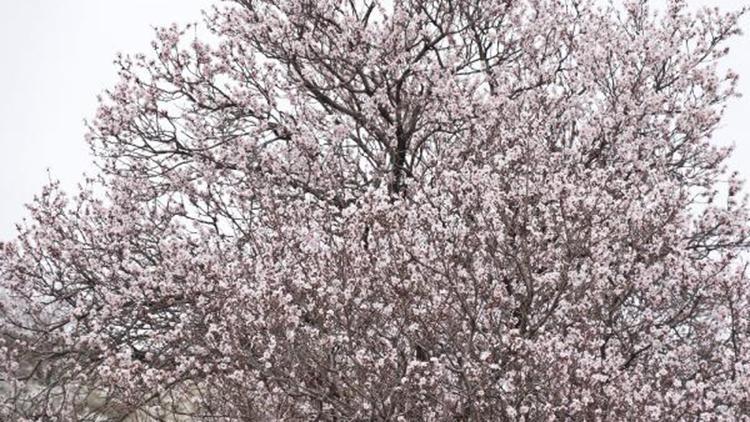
0, 1, 748, 240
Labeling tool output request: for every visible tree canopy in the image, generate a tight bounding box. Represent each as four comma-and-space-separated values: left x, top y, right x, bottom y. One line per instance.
2, 0, 750, 420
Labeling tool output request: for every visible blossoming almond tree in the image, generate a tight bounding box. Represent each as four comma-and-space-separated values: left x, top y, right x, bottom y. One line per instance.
2, 0, 750, 420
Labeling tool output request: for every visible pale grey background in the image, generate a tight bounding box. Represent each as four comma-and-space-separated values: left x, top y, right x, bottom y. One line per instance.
0, 1, 747, 240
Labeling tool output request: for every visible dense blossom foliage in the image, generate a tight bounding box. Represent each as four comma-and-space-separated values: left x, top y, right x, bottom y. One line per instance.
2, 0, 750, 419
